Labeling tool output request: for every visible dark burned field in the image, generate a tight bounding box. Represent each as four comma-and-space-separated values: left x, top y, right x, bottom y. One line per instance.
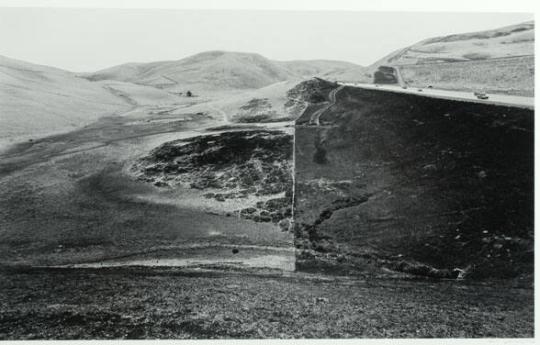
295, 82, 533, 281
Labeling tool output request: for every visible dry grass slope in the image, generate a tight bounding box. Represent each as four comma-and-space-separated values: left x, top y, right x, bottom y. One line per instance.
0, 55, 130, 148
372, 21, 534, 66
85, 51, 368, 92
370, 21, 534, 96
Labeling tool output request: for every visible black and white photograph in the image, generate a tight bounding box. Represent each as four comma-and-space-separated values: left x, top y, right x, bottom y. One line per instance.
0, 0, 535, 340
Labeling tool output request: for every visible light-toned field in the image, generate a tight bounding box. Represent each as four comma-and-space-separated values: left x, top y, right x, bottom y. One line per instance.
182, 80, 304, 122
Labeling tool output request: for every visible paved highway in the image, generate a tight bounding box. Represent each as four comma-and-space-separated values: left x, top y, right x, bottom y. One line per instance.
340, 82, 534, 110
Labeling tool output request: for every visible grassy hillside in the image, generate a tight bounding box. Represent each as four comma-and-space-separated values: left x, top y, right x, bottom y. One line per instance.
0, 55, 130, 148
399, 56, 534, 96
278, 60, 369, 83
370, 21, 534, 96
294, 81, 533, 279
85, 51, 291, 91
0, 267, 533, 338
85, 51, 368, 92
372, 21, 534, 66
2, 52, 346, 146
95, 81, 183, 106
180, 80, 304, 123
81, 51, 368, 124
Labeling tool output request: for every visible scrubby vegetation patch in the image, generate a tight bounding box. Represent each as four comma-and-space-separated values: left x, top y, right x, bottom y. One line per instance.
132, 130, 293, 226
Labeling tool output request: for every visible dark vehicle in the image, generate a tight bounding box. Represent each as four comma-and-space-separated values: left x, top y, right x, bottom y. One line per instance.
373, 65, 398, 84
474, 91, 489, 100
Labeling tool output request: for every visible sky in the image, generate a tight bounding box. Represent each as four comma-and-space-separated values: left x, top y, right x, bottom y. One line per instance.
0, 7, 533, 72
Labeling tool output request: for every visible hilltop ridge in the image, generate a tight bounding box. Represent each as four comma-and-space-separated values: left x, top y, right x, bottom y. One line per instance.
84, 51, 368, 91
371, 21, 534, 67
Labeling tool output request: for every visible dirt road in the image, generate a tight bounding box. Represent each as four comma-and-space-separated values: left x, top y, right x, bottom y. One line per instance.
208, 104, 229, 123
309, 85, 344, 126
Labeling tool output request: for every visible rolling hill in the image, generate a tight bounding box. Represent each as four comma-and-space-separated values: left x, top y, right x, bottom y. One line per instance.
278, 59, 370, 83
0, 55, 131, 148
85, 51, 291, 91
84, 51, 369, 92
371, 21, 534, 67
370, 21, 534, 96
79, 51, 370, 124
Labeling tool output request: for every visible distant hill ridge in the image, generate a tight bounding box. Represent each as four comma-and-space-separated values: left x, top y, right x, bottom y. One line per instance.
84, 51, 368, 91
